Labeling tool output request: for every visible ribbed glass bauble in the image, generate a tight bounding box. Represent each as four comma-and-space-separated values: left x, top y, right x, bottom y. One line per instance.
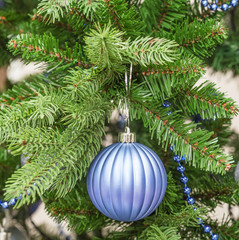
87, 141, 167, 222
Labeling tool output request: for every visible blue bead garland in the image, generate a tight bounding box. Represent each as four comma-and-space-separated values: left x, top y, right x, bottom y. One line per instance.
162, 100, 219, 240
0, 192, 28, 209
171, 146, 219, 240
201, 0, 238, 11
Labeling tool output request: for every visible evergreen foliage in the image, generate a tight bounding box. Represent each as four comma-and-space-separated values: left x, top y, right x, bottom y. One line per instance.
0, 0, 37, 66
209, 5, 239, 75
0, 0, 238, 239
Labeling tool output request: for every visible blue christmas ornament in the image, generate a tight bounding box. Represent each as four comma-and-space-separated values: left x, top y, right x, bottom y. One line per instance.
87, 129, 167, 222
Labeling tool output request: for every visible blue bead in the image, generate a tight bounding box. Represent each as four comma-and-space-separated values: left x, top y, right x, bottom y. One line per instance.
211, 234, 219, 240
163, 100, 171, 108
187, 197, 195, 205
167, 111, 172, 115
201, 0, 208, 7
170, 146, 173, 151
193, 207, 197, 210
173, 155, 181, 162
1, 202, 8, 209
181, 155, 186, 161
197, 218, 203, 224
210, 3, 218, 11
180, 176, 188, 184
177, 165, 185, 173
9, 198, 16, 206
221, 3, 229, 11
183, 187, 191, 194
204, 226, 211, 233
231, 0, 238, 7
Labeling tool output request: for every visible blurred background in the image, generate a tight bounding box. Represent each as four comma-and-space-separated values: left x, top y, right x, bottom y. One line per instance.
0, 1, 239, 240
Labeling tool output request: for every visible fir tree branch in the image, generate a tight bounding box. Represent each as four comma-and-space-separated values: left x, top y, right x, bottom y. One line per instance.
0, 105, 31, 143
139, 54, 205, 99
214, 218, 239, 239
44, 180, 109, 233
143, 206, 206, 228
173, 81, 239, 120
104, 0, 123, 32
0, 82, 39, 106
174, 19, 227, 59
140, 0, 187, 33
84, 23, 127, 76
102, 0, 143, 38
36, 0, 101, 24
3, 67, 111, 202
127, 37, 179, 66
9, 33, 91, 69
139, 225, 181, 240
189, 173, 239, 208
130, 93, 233, 174
36, 0, 73, 24
32, 12, 73, 32
4, 121, 106, 205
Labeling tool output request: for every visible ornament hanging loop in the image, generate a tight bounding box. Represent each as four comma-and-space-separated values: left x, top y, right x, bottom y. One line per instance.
124, 63, 133, 129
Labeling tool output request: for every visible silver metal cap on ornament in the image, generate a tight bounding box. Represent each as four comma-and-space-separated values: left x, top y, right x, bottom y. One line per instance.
119, 127, 136, 143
